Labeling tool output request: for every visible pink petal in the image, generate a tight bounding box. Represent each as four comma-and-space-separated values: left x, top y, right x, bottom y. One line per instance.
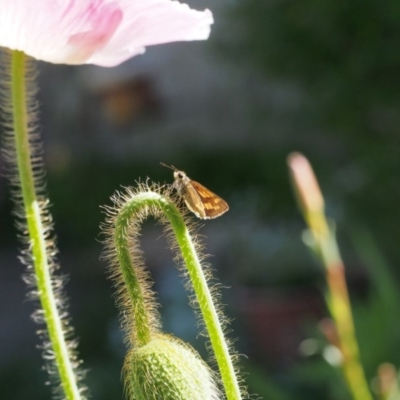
0, 0, 213, 67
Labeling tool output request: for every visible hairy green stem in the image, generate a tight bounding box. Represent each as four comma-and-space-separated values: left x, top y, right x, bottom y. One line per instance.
113, 191, 242, 400
114, 193, 156, 347
11, 50, 81, 400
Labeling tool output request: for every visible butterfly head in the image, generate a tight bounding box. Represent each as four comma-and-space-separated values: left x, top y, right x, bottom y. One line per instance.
173, 170, 187, 181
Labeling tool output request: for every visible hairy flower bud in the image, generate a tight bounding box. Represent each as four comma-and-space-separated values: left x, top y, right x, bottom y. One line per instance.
127, 335, 220, 400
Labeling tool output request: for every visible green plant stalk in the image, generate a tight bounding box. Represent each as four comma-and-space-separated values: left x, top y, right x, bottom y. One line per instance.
114, 193, 154, 348
11, 50, 81, 400
114, 192, 242, 400
305, 212, 372, 400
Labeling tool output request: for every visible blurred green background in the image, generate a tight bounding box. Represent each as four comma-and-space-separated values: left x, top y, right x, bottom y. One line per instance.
2, 0, 400, 399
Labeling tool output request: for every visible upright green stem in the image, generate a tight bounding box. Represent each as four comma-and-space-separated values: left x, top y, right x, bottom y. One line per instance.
317, 229, 373, 400
288, 153, 372, 400
161, 202, 242, 400
113, 191, 242, 400
11, 50, 81, 400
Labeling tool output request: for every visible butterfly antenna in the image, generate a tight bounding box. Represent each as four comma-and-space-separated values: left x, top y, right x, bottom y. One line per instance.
160, 162, 178, 171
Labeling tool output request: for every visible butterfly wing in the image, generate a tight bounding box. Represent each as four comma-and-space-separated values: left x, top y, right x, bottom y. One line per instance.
190, 181, 229, 219
181, 183, 208, 219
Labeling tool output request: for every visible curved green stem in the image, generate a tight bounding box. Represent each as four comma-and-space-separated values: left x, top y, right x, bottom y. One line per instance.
11, 50, 81, 400
113, 191, 242, 400
114, 193, 156, 347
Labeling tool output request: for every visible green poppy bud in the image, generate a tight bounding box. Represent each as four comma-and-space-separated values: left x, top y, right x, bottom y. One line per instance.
127, 335, 220, 400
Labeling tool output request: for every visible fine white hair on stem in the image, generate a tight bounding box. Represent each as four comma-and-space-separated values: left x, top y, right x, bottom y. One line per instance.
0, 49, 87, 399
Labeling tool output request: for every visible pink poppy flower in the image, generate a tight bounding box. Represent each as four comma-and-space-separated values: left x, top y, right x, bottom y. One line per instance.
0, 0, 213, 67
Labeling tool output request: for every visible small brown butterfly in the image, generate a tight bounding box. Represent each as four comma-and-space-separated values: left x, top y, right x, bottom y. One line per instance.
161, 163, 229, 219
